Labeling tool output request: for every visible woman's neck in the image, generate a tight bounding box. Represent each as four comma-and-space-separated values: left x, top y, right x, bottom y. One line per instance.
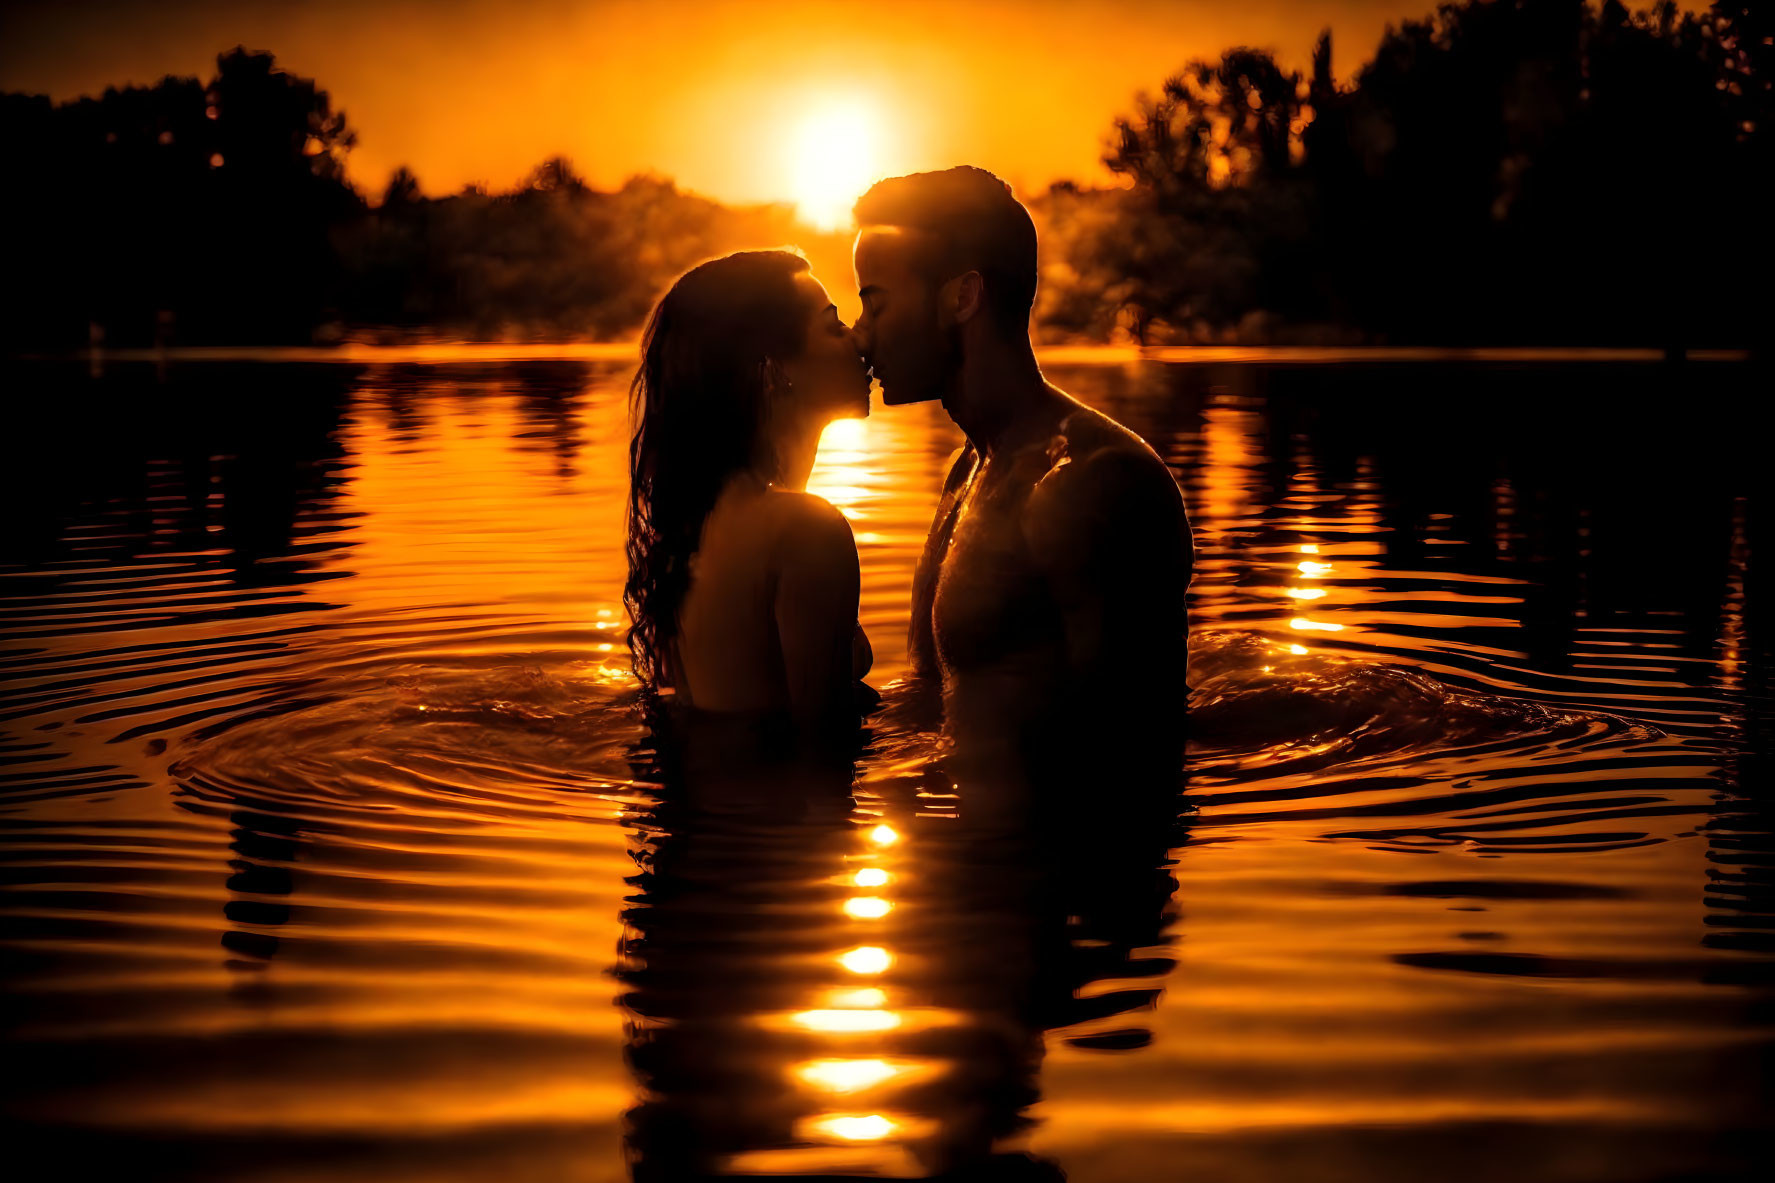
765, 414, 827, 493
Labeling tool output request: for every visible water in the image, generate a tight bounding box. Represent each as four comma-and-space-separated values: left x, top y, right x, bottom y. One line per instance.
2, 355, 1768, 1181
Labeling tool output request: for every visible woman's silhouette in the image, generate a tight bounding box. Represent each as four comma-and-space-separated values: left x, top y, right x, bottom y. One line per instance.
625, 250, 874, 753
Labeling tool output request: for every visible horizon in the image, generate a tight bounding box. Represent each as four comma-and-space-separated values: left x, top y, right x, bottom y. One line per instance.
4, 0, 1441, 212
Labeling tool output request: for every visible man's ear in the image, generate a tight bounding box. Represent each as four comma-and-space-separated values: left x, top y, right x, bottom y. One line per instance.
941, 271, 986, 326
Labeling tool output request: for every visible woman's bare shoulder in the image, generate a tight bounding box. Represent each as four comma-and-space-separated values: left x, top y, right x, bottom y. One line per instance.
764, 491, 857, 565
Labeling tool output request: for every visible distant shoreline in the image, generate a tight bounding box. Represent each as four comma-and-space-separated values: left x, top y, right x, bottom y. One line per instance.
3, 343, 1756, 366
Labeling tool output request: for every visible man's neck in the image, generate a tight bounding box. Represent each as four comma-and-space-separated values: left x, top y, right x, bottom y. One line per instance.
942, 335, 1063, 456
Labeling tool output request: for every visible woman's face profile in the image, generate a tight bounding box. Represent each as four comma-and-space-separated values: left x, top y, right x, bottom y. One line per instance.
780, 271, 872, 422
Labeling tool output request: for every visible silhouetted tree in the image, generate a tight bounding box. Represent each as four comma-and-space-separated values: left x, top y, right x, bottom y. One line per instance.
1054, 0, 1770, 347
523, 155, 588, 195
1, 47, 361, 348
380, 166, 422, 209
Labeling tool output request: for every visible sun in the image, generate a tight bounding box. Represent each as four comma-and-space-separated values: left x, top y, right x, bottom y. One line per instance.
791, 101, 881, 232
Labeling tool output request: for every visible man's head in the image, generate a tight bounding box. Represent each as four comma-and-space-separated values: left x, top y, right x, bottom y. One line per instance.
852, 166, 1038, 406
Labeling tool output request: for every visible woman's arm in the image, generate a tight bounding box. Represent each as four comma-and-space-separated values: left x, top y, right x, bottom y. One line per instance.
773, 494, 864, 739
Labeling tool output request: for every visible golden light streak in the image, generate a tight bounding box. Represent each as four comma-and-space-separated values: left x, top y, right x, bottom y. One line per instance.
867, 824, 899, 846
809, 1113, 897, 1141
791, 1009, 902, 1033
838, 946, 892, 974
1288, 643, 1309, 655
1298, 560, 1334, 576
796, 1059, 902, 1094
824, 987, 887, 1008
843, 896, 893, 919
821, 417, 869, 449
1286, 587, 1327, 599
1290, 617, 1345, 632
852, 867, 889, 888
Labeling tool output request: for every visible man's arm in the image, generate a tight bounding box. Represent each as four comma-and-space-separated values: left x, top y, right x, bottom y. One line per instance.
1023, 445, 1194, 696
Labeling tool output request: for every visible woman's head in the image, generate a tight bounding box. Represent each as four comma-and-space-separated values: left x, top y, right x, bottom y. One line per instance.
625, 250, 869, 687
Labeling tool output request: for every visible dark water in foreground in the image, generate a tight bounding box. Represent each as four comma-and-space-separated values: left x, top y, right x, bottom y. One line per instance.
2, 355, 1770, 1182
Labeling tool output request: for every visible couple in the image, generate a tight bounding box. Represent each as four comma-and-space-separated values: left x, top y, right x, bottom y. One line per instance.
624, 166, 1194, 790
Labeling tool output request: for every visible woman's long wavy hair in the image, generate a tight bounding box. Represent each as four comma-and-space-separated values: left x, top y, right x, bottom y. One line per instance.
625, 250, 813, 690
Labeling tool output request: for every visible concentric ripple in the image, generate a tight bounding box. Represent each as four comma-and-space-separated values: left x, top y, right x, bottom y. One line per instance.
2, 355, 1768, 1183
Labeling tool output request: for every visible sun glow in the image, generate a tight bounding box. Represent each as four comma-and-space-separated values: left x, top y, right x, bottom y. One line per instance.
791, 101, 882, 231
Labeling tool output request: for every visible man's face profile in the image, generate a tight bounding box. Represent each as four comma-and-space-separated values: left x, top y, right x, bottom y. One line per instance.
853, 225, 954, 407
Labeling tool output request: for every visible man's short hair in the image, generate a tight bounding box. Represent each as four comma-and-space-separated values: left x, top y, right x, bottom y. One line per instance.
854, 166, 1038, 332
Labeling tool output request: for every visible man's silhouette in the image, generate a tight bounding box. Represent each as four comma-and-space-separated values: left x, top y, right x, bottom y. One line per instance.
852, 167, 1194, 791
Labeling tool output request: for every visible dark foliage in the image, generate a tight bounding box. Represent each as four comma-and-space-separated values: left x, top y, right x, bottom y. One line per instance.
3, 1, 1768, 349
1040, 0, 1771, 346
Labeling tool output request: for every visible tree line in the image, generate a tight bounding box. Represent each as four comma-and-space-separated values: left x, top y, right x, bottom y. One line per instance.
1038, 0, 1770, 346
2, 0, 1768, 350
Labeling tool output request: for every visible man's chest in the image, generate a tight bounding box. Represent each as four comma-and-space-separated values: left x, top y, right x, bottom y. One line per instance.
927, 464, 1060, 669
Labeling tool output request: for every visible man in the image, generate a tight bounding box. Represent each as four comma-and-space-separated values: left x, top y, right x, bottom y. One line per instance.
851, 167, 1194, 789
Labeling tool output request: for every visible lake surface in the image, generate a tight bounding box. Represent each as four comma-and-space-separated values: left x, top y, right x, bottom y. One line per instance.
2, 355, 1769, 1182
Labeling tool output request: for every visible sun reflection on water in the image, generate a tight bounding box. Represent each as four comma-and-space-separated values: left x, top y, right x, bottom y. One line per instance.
790, 1009, 902, 1033
806, 1112, 898, 1142
838, 946, 892, 974
796, 1059, 902, 1094
807, 416, 879, 520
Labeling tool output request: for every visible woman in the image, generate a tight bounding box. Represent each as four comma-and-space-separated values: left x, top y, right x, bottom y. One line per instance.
625, 250, 874, 748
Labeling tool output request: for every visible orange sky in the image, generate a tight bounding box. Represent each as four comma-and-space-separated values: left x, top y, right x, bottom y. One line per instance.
3, 1, 1431, 204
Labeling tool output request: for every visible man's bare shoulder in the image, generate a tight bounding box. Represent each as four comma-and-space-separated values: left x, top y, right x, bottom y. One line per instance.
1019, 400, 1189, 571
1045, 398, 1140, 455
1036, 403, 1180, 506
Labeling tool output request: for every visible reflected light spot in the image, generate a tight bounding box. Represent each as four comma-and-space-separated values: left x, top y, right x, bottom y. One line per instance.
1298, 560, 1333, 576
822, 417, 869, 449
1288, 643, 1309, 655
1286, 587, 1327, 600
792, 1009, 901, 1033
1291, 617, 1345, 632
844, 897, 893, 919
797, 1059, 900, 1094
853, 867, 889, 888
839, 946, 892, 974
812, 1113, 897, 1141
826, 987, 887, 1008
1300, 543, 1320, 553
868, 824, 899, 846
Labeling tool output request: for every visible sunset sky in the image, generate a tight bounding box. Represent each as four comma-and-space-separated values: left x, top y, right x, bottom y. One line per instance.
5, 0, 1432, 210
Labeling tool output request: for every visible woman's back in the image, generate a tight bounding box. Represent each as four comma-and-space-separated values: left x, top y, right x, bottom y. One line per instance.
672, 483, 870, 714
623, 250, 874, 735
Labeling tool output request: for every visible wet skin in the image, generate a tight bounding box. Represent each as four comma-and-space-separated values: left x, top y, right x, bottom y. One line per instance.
912, 402, 1195, 785
671, 271, 874, 730
853, 225, 1194, 783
